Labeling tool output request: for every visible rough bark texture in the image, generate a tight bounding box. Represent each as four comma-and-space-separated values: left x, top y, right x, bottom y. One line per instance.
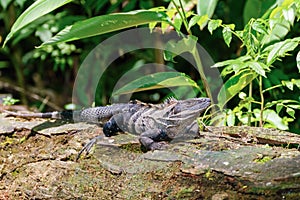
1, 113, 300, 199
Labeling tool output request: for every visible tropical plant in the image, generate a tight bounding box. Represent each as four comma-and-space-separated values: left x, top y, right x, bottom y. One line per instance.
2, 0, 300, 132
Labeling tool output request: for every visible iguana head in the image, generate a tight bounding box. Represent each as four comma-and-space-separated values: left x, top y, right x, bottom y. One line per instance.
158, 97, 210, 122
171, 97, 210, 120
159, 97, 210, 137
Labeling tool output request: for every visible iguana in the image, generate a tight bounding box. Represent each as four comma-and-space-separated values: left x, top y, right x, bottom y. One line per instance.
4, 97, 210, 159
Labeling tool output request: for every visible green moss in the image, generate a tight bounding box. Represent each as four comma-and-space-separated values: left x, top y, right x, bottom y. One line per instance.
176, 186, 195, 199
119, 143, 142, 153
254, 155, 272, 163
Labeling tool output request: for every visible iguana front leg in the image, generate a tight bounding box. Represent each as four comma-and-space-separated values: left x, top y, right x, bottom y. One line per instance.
139, 129, 172, 151
103, 117, 122, 137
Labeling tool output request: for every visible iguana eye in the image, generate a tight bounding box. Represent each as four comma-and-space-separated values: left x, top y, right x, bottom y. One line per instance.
173, 105, 181, 114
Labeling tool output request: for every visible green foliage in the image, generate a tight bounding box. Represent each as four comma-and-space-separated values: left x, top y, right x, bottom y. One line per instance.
208, 0, 300, 130
39, 10, 171, 47
112, 72, 200, 96
1, 0, 300, 133
2, 0, 72, 47
2, 96, 20, 106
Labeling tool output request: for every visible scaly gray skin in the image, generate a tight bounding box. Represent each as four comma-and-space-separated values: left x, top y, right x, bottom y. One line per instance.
5, 98, 210, 159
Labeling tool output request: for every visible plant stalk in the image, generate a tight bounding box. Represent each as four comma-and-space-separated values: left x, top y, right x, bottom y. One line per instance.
259, 76, 264, 127
247, 81, 252, 126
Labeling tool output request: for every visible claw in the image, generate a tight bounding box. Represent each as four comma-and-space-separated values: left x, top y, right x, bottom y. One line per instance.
76, 135, 104, 161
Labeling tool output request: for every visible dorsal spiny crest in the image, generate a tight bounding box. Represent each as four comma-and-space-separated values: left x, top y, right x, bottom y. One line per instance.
164, 97, 178, 105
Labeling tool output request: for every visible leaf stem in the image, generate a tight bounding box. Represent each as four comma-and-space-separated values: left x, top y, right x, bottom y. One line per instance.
259, 76, 264, 127
171, 0, 192, 35
247, 81, 252, 126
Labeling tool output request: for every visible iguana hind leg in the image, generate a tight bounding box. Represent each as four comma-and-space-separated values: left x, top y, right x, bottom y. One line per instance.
139, 129, 171, 151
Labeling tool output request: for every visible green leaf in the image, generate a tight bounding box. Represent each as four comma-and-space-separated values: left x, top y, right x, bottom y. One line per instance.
251, 20, 267, 34
112, 72, 200, 96
218, 70, 257, 108
243, 0, 276, 24
3, 0, 72, 47
222, 26, 232, 47
188, 15, 209, 30
286, 107, 295, 118
207, 19, 222, 34
248, 61, 268, 77
197, 15, 209, 30
188, 15, 201, 29
254, 109, 289, 130
164, 35, 197, 62
282, 80, 294, 90
266, 18, 291, 44
211, 55, 251, 68
266, 38, 300, 65
292, 79, 300, 89
276, 103, 283, 113
40, 10, 170, 47
226, 110, 236, 126
296, 51, 300, 72
0, 0, 13, 10
282, 7, 295, 25
287, 104, 300, 109
197, 0, 218, 28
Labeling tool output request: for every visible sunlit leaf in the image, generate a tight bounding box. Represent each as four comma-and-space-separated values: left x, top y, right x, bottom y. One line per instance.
222, 26, 232, 47
267, 18, 290, 44
251, 20, 267, 34
197, 0, 218, 28
291, 79, 300, 88
197, 15, 209, 30
40, 10, 170, 47
164, 35, 197, 62
296, 51, 300, 72
254, 109, 289, 130
188, 15, 201, 29
226, 110, 236, 126
218, 70, 257, 108
266, 38, 300, 65
282, 80, 294, 90
276, 103, 283, 113
208, 19, 222, 34
248, 61, 268, 77
286, 107, 295, 118
282, 7, 295, 25
211, 55, 251, 68
112, 72, 200, 96
3, 0, 72, 47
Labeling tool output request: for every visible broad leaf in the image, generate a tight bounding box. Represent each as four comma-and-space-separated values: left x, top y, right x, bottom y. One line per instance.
3, 0, 72, 47
218, 70, 257, 108
112, 72, 200, 96
164, 35, 198, 62
40, 10, 170, 47
254, 109, 288, 130
265, 38, 300, 65
243, 0, 276, 24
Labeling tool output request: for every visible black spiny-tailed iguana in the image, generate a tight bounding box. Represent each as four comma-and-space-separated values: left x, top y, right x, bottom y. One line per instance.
5, 98, 210, 159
